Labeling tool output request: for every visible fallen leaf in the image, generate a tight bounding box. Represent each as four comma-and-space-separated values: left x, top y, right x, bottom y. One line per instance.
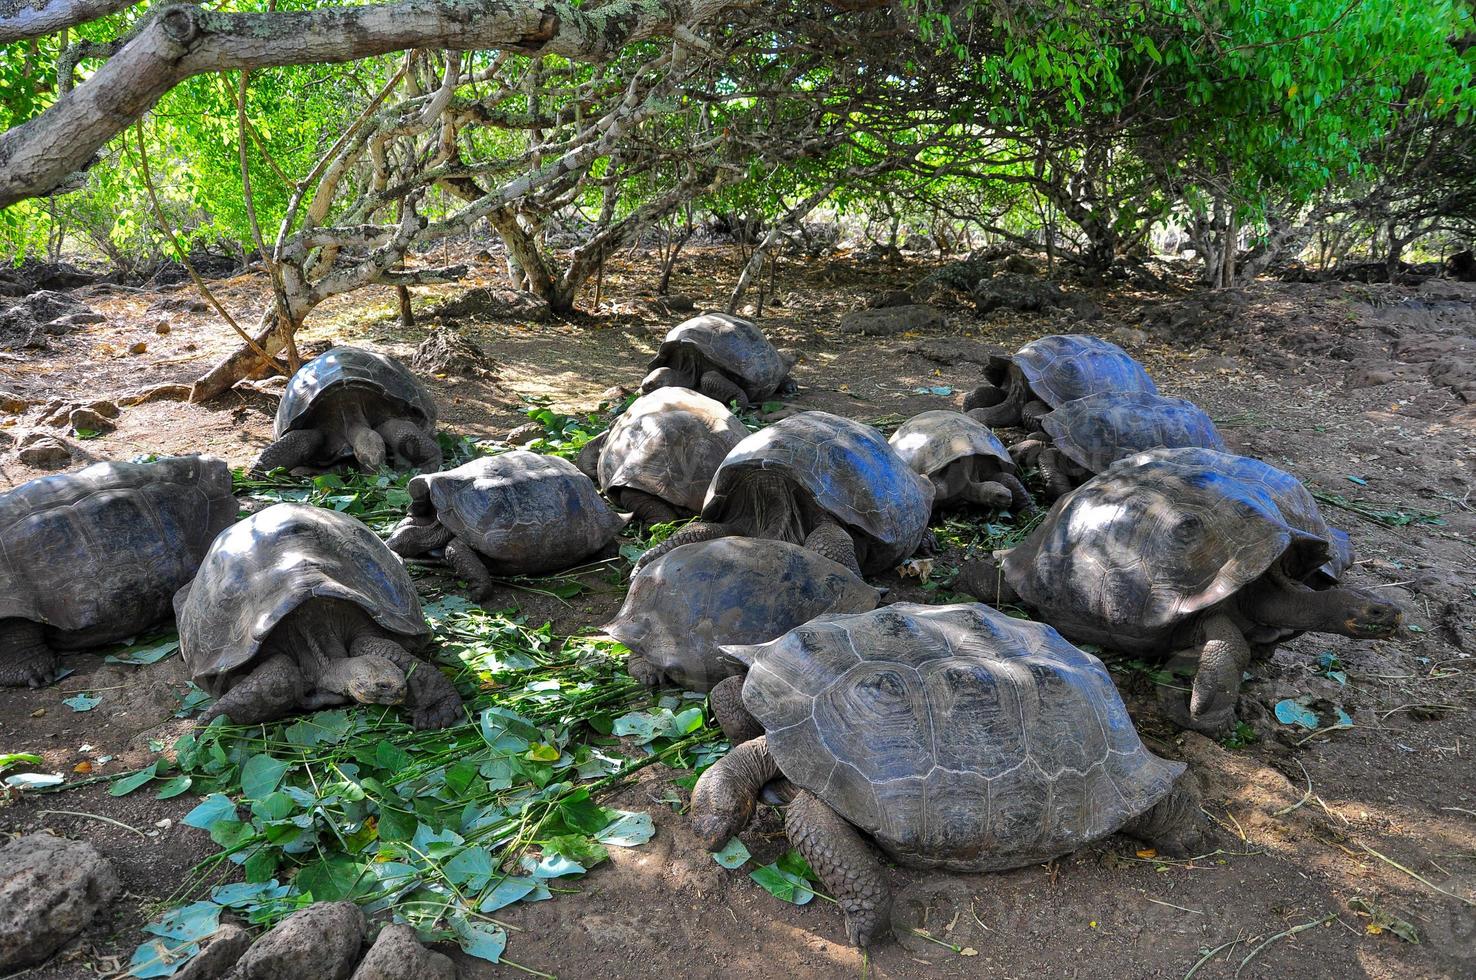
73, 761, 93, 774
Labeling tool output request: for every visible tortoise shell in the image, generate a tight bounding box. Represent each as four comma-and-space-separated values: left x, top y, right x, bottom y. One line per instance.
999, 447, 1335, 651
276, 346, 438, 437
731, 602, 1184, 870
983, 334, 1157, 409
1040, 391, 1227, 474
648, 314, 789, 401
888, 410, 1014, 478
0, 456, 235, 646
176, 503, 428, 695
703, 411, 934, 573
411, 451, 627, 576
598, 388, 748, 513
604, 537, 880, 692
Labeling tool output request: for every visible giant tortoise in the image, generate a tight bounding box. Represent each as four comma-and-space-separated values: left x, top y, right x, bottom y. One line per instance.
177, 503, 463, 729
641, 313, 792, 407
691, 602, 1210, 946
253, 347, 441, 475
0, 455, 235, 687
959, 448, 1401, 734
963, 334, 1157, 428
888, 410, 1031, 512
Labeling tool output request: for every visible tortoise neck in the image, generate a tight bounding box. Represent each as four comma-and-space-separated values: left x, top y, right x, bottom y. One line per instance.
1238, 577, 1369, 635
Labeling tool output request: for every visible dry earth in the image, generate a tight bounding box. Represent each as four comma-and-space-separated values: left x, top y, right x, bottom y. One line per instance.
0, 246, 1472, 979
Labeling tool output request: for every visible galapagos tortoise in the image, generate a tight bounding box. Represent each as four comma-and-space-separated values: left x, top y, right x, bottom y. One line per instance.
605, 536, 880, 692
1013, 391, 1227, 498
578, 387, 748, 523
959, 447, 1401, 734
641, 313, 792, 407
387, 451, 628, 597
0, 455, 235, 687
253, 347, 441, 475
963, 334, 1157, 428
177, 503, 462, 729
691, 602, 1209, 946
633, 411, 934, 577
887, 410, 1031, 512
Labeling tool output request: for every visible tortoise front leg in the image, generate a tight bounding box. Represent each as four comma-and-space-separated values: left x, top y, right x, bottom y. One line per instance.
1018, 398, 1052, 431
445, 537, 494, 601
376, 419, 441, 471
355, 635, 464, 730
698, 370, 749, 410
625, 651, 666, 688
786, 790, 892, 947
632, 521, 732, 573
709, 675, 763, 744
619, 489, 686, 526
690, 735, 780, 849
803, 519, 863, 578
1035, 448, 1081, 499
199, 654, 306, 725
251, 429, 324, 476
1157, 613, 1252, 736
0, 619, 58, 688
997, 471, 1035, 513
386, 516, 454, 557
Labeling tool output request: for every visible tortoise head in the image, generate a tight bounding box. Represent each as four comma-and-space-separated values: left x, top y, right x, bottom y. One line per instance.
346, 655, 407, 706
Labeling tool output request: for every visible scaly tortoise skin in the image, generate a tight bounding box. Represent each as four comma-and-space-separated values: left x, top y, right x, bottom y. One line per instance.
641, 313, 791, 408
604, 536, 880, 692
387, 451, 628, 597
583, 387, 748, 524
961, 447, 1401, 735
254, 346, 441, 475
964, 334, 1157, 428
0, 455, 236, 687
690, 602, 1209, 947
1018, 391, 1227, 498
887, 410, 1032, 512
177, 503, 463, 729
633, 411, 934, 578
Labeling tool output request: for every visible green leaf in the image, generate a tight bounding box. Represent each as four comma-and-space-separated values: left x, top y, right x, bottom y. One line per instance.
544, 834, 608, 868
749, 862, 816, 906
442, 846, 494, 887
110, 762, 159, 797
242, 850, 279, 884
155, 775, 193, 800
250, 792, 295, 822
106, 638, 179, 666
377, 806, 416, 843
776, 849, 815, 880
373, 740, 411, 773
594, 810, 654, 847
712, 837, 751, 869
239, 754, 289, 799
182, 793, 236, 830
295, 855, 369, 902
450, 916, 507, 963
62, 693, 101, 712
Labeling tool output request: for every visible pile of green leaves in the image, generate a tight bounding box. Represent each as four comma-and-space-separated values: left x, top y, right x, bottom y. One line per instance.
120, 596, 723, 977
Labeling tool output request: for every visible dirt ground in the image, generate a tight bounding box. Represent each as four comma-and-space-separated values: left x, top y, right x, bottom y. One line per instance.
0, 246, 1472, 979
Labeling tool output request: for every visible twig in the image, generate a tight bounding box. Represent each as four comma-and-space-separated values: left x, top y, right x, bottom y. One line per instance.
1359, 843, 1476, 907
1235, 913, 1337, 975
1183, 936, 1243, 980
1147, 897, 1205, 915
38, 809, 148, 839
1272, 760, 1315, 816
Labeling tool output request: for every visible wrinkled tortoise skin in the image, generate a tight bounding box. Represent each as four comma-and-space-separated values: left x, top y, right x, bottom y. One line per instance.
648, 313, 790, 401
275, 346, 438, 438
0, 455, 235, 647
998, 447, 1338, 652
411, 451, 627, 576
730, 602, 1184, 870
1040, 391, 1227, 474
605, 537, 881, 691
598, 387, 748, 513
704, 411, 934, 573
176, 503, 429, 696
985, 334, 1158, 409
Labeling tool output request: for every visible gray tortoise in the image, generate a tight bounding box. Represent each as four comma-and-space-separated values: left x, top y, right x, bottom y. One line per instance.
387, 451, 628, 598
605, 537, 880, 692
578, 387, 748, 523
960, 448, 1401, 735
0, 455, 236, 687
253, 347, 441, 475
1011, 391, 1227, 498
633, 411, 933, 578
692, 602, 1211, 947
177, 503, 463, 729
888, 410, 1031, 512
963, 334, 1157, 428
642, 313, 793, 408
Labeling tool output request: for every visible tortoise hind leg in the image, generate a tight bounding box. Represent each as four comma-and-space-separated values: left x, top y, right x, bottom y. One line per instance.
786, 790, 892, 947
251, 429, 323, 475
445, 537, 494, 601
0, 620, 58, 688
199, 654, 306, 725
1122, 775, 1216, 858
698, 370, 749, 409
376, 419, 441, 471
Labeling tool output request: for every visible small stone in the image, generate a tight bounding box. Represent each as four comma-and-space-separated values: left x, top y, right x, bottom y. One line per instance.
68, 408, 116, 435
154, 321, 172, 335
86, 400, 120, 419
838, 304, 945, 336
128, 341, 148, 355
30, 708, 44, 718
225, 901, 364, 980
506, 422, 543, 446
0, 834, 121, 972
350, 924, 455, 980
173, 922, 251, 980
154, 818, 172, 830
16, 434, 71, 468
0, 391, 27, 414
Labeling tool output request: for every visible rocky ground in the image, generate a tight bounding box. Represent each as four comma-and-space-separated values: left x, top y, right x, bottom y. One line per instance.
0, 246, 1471, 979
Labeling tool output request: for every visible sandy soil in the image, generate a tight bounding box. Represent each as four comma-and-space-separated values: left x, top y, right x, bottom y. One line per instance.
0, 246, 1472, 979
